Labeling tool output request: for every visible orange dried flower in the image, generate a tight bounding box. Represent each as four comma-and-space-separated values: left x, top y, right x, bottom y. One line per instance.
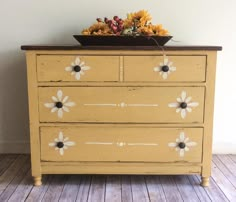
151, 24, 169, 36
82, 22, 113, 35
138, 25, 153, 35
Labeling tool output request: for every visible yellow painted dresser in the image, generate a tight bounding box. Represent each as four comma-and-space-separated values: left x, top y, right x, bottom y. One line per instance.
21, 45, 222, 186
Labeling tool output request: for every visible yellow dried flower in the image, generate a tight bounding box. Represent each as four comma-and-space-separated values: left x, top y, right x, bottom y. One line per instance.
123, 10, 152, 29
123, 18, 133, 29
127, 10, 152, 27
138, 25, 153, 35
158, 29, 169, 36
81, 29, 90, 35
82, 22, 113, 35
151, 24, 169, 36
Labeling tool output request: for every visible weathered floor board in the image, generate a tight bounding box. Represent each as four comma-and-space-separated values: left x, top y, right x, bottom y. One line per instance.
105, 175, 122, 202
174, 175, 200, 202
145, 176, 166, 202
7, 170, 33, 202
211, 160, 236, 201
159, 175, 183, 202
187, 175, 211, 202
87, 175, 106, 202
59, 175, 81, 202
25, 175, 52, 202
121, 175, 133, 202
0, 155, 29, 196
76, 175, 91, 202
0, 154, 18, 176
41, 175, 67, 201
0, 157, 30, 201
0, 154, 236, 202
131, 176, 150, 202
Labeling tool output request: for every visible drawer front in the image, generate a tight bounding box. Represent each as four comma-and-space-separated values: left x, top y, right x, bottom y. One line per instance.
40, 127, 203, 162
39, 87, 205, 123
124, 56, 206, 82
37, 55, 120, 82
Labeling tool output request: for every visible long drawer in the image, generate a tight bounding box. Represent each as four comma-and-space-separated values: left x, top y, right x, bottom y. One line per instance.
39, 87, 205, 123
37, 55, 120, 82
40, 127, 203, 162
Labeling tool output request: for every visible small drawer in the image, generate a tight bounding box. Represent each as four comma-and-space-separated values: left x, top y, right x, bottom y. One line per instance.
40, 127, 203, 163
39, 87, 205, 123
37, 55, 120, 82
124, 55, 206, 82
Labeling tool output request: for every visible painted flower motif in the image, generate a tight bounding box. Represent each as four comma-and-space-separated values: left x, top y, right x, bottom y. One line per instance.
168, 132, 197, 157
44, 90, 75, 118
49, 131, 75, 155
65, 57, 90, 80
153, 57, 176, 79
117, 142, 126, 147
168, 91, 199, 119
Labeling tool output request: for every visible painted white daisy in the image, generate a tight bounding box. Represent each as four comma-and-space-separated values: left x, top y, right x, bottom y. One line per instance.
153, 57, 176, 79
65, 57, 90, 80
49, 131, 75, 156
168, 132, 197, 157
168, 91, 199, 119
44, 90, 75, 118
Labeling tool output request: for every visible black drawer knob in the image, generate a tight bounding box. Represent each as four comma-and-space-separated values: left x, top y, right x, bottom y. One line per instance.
73, 65, 81, 72
161, 65, 169, 72
178, 142, 186, 149
56, 142, 64, 148
55, 102, 63, 108
180, 102, 187, 109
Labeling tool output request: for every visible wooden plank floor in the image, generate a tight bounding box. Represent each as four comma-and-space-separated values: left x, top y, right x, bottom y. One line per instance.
0, 155, 236, 202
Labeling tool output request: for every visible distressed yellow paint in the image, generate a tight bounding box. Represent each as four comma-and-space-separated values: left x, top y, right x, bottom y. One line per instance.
38, 87, 205, 123
41, 162, 201, 175
37, 55, 120, 82
24, 48, 219, 186
41, 127, 203, 162
124, 55, 206, 82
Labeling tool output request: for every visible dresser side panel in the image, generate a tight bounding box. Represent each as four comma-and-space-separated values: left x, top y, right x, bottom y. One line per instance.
26, 51, 41, 177
202, 51, 217, 177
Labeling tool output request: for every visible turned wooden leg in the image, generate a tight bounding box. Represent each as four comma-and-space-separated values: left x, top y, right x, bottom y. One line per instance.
201, 177, 210, 187
34, 176, 42, 186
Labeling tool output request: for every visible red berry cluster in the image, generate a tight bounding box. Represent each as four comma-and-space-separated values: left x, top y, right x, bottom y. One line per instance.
96, 16, 124, 35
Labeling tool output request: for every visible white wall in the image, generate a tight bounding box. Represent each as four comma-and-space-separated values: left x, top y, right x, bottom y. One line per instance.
0, 0, 235, 154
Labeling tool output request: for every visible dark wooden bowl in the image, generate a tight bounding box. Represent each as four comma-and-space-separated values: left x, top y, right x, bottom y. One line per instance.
73, 35, 172, 46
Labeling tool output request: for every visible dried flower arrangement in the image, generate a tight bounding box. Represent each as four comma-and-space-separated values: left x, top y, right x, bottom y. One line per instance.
82, 10, 169, 37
